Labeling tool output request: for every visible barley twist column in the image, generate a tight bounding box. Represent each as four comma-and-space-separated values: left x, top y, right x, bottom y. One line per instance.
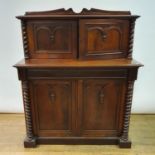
127, 20, 136, 59
119, 80, 134, 148
21, 21, 29, 59
22, 81, 36, 147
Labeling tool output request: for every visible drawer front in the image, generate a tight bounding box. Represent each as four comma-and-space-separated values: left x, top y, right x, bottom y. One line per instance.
27, 20, 77, 58
27, 68, 127, 79
29, 80, 76, 137
78, 79, 126, 137
79, 19, 130, 59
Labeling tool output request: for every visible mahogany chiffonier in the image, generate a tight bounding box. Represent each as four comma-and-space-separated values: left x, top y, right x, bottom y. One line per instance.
14, 8, 143, 148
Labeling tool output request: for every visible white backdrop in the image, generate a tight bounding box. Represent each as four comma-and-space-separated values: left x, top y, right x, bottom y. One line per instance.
0, 0, 155, 113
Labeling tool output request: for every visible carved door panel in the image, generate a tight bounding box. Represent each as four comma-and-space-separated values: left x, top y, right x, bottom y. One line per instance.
78, 79, 126, 137
27, 20, 77, 58
30, 80, 76, 137
79, 19, 129, 59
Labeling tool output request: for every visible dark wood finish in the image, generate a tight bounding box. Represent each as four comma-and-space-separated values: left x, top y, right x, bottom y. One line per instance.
26, 20, 77, 59
14, 8, 142, 148
79, 19, 130, 59
24, 8, 131, 16
78, 79, 126, 137
29, 80, 76, 137
16, 8, 140, 19
127, 19, 136, 59
22, 81, 36, 147
14, 58, 143, 68
17, 8, 139, 60
119, 80, 134, 148
36, 137, 119, 145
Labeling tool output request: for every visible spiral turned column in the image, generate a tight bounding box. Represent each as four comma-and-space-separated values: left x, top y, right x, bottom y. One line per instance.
21, 21, 29, 59
127, 20, 136, 59
119, 81, 134, 148
22, 81, 36, 147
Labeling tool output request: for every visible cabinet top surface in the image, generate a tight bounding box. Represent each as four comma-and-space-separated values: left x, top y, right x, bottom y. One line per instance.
14, 59, 143, 68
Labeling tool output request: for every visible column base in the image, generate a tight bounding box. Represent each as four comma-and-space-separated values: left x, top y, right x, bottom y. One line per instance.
119, 139, 131, 148
24, 137, 36, 148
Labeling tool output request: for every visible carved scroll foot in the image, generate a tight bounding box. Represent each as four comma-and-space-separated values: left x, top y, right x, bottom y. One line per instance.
119, 139, 131, 148
24, 137, 36, 148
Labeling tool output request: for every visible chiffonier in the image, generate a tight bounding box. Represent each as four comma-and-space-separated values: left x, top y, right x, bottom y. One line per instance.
14, 8, 143, 148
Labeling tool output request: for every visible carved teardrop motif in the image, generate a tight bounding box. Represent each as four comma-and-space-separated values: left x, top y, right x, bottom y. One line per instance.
87, 25, 122, 52
35, 24, 69, 51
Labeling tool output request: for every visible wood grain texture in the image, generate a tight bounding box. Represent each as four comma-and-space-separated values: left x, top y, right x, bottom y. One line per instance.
119, 81, 134, 148
0, 114, 155, 155
17, 8, 139, 60
127, 19, 136, 59
21, 21, 29, 59
29, 80, 76, 137
15, 64, 141, 147
16, 8, 140, 20
22, 81, 33, 140
14, 58, 143, 68
21, 81, 36, 147
79, 19, 130, 59
27, 20, 77, 59
24, 8, 131, 15
14, 9, 143, 148
79, 79, 126, 137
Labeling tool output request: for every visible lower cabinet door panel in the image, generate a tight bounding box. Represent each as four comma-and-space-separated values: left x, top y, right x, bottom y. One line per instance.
78, 79, 126, 137
29, 78, 126, 138
30, 80, 76, 137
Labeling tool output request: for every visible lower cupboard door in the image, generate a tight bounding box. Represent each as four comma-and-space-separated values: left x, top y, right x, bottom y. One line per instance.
79, 79, 126, 137
30, 80, 76, 137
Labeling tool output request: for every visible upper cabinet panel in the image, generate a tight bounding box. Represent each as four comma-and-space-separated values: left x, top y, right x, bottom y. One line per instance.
17, 8, 139, 60
79, 19, 130, 60
26, 20, 77, 59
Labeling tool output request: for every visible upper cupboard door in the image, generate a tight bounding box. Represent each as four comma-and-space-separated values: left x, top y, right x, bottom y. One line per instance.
27, 20, 77, 58
79, 19, 130, 59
